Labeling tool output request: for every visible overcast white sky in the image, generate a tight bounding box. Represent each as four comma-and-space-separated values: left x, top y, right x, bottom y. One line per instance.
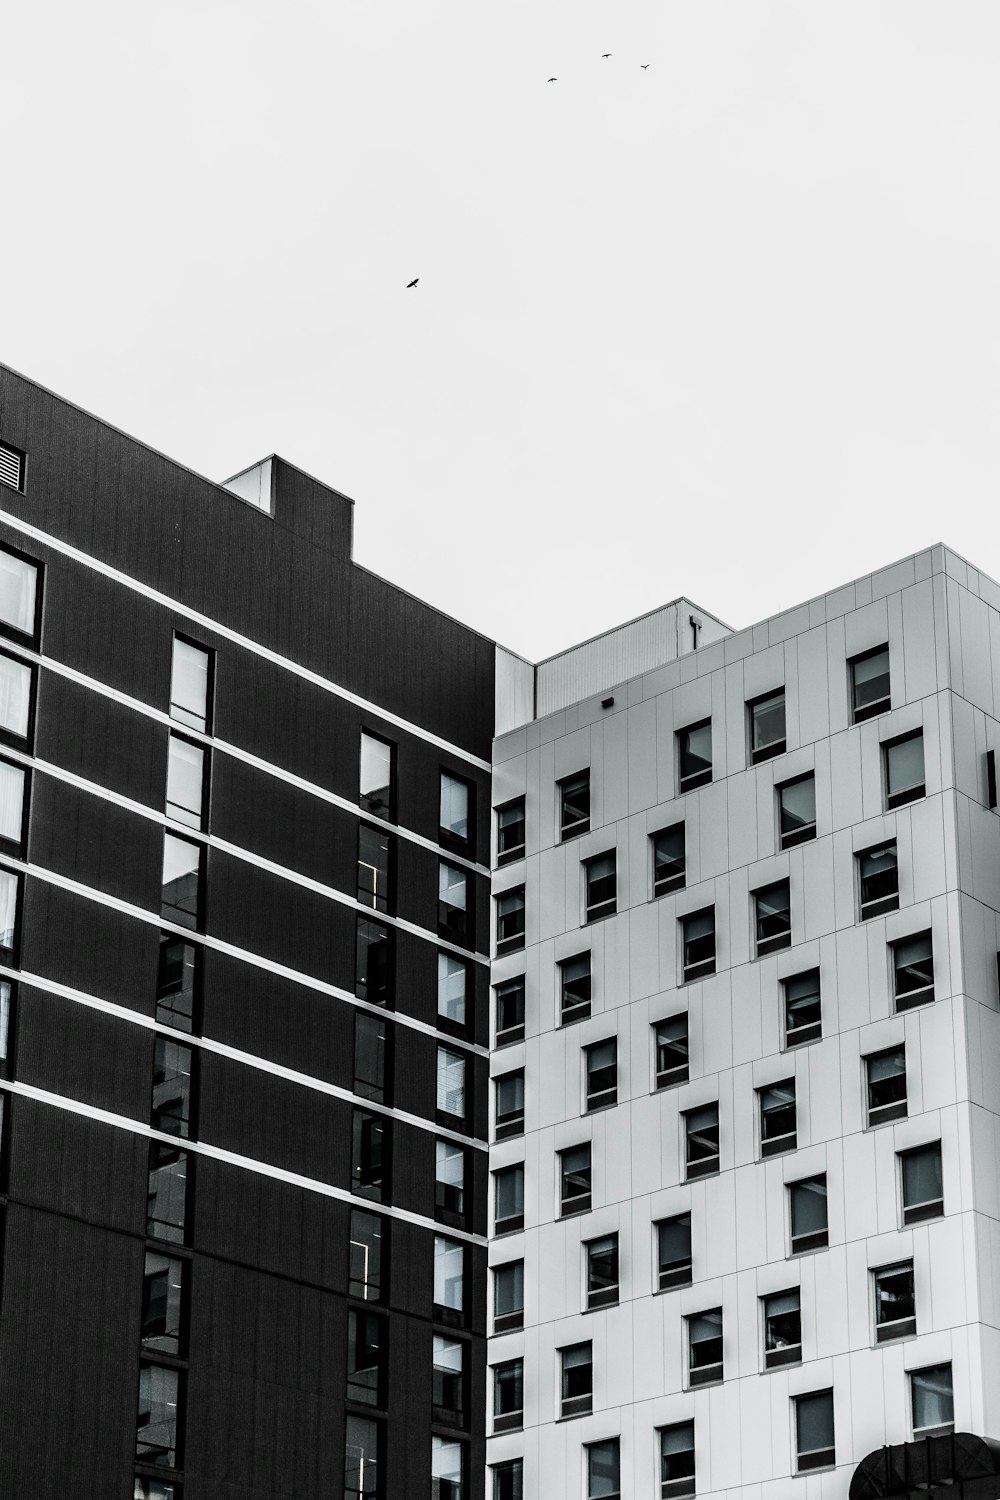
5, 2, 1000, 659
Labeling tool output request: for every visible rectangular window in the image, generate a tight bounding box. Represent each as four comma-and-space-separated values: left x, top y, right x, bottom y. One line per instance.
866, 1046, 907, 1126
495, 976, 525, 1046
354, 1013, 390, 1104
684, 1104, 719, 1180
657, 1213, 692, 1291
161, 832, 201, 931
347, 1308, 387, 1407
779, 773, 816, 848
687, 1308, 723, 1386
885, 730, 926, 809
436, 1140, 465, 1218
560, 770, 590, 840
151, 1035, 193, 1138
584, 852, 617, 922
0, 869, 18, 959
762, 1289, 801, 1368
360, 732, 393, 821
911, 1364, 953, 1438
585, 1233, 619, 1309
678, 719, 712, 793
587, 1438, 620, 1500
431, 1435, 463, 1500
349, 1210, 384, 1301
439, 862, 469, 943
432, 1334, 465, 1426
795, 1390, 835, 1471
165, 735, 205, 831
560, 1341, 593, 1418
783, 970, 821, 1046
146, 1141, 188, 1244
492, 1459, 523, 1500
356, 917, 392, 1007
560, 1143, 592, 1216
434, 1235, 465, 1314
789, 1175, 828, 1253
437, 1046, 466, 1119
493, 1164, 524, 1235
493, 1259, 524, 1333
358, 824, 392, 913
759, 1080, 796, 1156
560, 952, 592, 1024
859, 842, 899, 920
496, 798, 526, 866
851, 644, 890, 723
352, 1110, 389, 1202
655, 1014, 689, 1089
156, 936, 198, 1033
652, 824, 686, 897
585, 1038, 617, 1111
0, 980, 11, 1063
659, 1421, 696, 1500
900, 1142, 943, 1224
494, 1069, 525, 1139
136, 1363, 183, 1468
344, 1414, 381, 1500
873, 1260, 916, 1342
141, 1251, 186, 1356
440, 772, 471, 844
134, 1474, 180, 1499
0, 757, 26, 848
438, 953, 468, 1027
495, 886, 525, 954
493, 1359, 523, 1433
0, 650, 33, 741
169, 636, 211, 734
0, 547, 37, 639
749, 688, 786, 763
681, 908, 715, 981
893, 933, 934, 1011
754, 880, 791, 956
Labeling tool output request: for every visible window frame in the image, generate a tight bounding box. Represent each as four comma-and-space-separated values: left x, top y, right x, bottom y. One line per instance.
584, 1036, 618, 1112
584, 850, 617, 923
585, 1232, 619, 1310
492, 1357, 524, 1434
0, 647, 36, 749
686, 1307, 723, 1387
748, 687, 787, 764
559, 769, 591, 841
782, 969, 822, 1047
439, 768, 473, 850
493, 1259, 524, 1334
494, 974, 525, 1046
872, 1259, 916, 1343
438, 860, 471, 945
359, 729, 395, 822
170, 632, 214, 736
585, 1437, 621, 1500
777, 772, 816, 849
559, 1142, 592, 1217
762, 1287, 802, 1370
683, 1102, 719, 1181
165, 731, 208, 832
865, 1045, 908, 1127
911, 1363, 954, 1439
560, 951, 592, 1025
858, 841, 899, 921
493, 1163, 525, 1236
759, 1078, 797, 1157
680, 907, 715, 983
0, 541, 42, 644
899, 1141, 943, 1225
884, 729, 926, 810
788, 1173, 828, 1254
753, 880, 792, 957
654, 1013, 689, 1090
892, 931, 934, 1012
495, 885, 526, 956
0, 754, 29, 857
358, 821, 394, 915
160, 831, 204, 933
677, 718, 712, 794
651, 823, 686, 898
495, 797, 526, 867
658, 1420, 696, 1500
656, 1212, 693, 1292
494, 1067, 525, 1140
559, 1340, 593, 1419
850, 643, 891, 723
794, 1389, 836, 1472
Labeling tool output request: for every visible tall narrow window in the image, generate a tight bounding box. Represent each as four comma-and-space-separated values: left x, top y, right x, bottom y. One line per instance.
352, 1110, 389, 1202
493, 1260, 524, 1333
437, 1046, 466, 1119
900, 1142, 943, 1224
438, 953, 468, 1027
851, 645, 890, 723
778, 773, 816, 848
659, 1422, 696, 1499
146, 1142, 188, 1244
657, 1214, 692, 1291
783, 970, 821, 1046
560, 952, 592, 1024
493, 1165, 524, 1235
496, 799, 526, 866
885, 730, 926, 809
359, 732, 393, 821
560, 1143, 592, 1216
354, 1013, 390, 1104
892, 933, 934, 1011
344, 1414, 381, 1500
0, 548, 39, 639
347, 1309, 387, 1407
754, 880, 791, 956
684, 1104, 719, 1180
156, 937, 198, 1033
0, 870, 18, 959
169, 636, 212, 734
749, 688, 786, 763
0, 979, 12, 1064
494, 1069, 525, 1139
911, 1365, 954, 1438
858, 843, 898, 920
584, 852, 616, 922
495, 975, 525, 1046
0, 757, 26, 849
560, 1342, 593, 1418
440, 772, 471, 844
136, 1363, 183, 1468
687, 1308, 723, 1385
431, 1435, 463, 1500
795, 1390, 835, 1471
495, 886, 525, 954
0, 650, 32, 742
439, 862, 469, 942
586, 1439, 620, 1500
762, 1289, 801, 1368
759, 1080, 796, 1156
585, 1233, 619, 1309
866, 1046, 907, 1126
678, 719, 712, 792
789, 1175, 828, 1253
492, 1359, 523, 1433
434, 1235, 465, 1315
873, 1261, 916, 1342
681, 908, 715, 981
585, 1038, 617, 1111
349, 1210, 384, 1301
165, 735, 205, 830
356, 918, 392, 1006
560, 770, 590, 840
655, 1014, 689, 1088
652, 824, 685, 896
161, 833, 201, 931
151, 1036, 193, 1138
432, 1335, 465, 1426
435, 1139, 465, 1217
492, 1459, 523, 1500
358, 824, 392, 913
141, 1252, 186, 1356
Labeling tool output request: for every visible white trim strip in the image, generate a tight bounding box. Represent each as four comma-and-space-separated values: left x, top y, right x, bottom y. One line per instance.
0, 508, 492, 772
2, 964, 487, 1153
0, 1077, 486, 1245
0, 853, 488, 1057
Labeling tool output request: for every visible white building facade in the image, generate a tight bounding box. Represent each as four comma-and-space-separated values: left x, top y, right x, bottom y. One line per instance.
487, 547, 1000, 1500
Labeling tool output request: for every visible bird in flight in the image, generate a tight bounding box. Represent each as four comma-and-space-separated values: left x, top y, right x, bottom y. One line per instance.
406, 278, 419, 288
602, 52, 611, 58
547, 76, 557, 82
641, 63, 650, 69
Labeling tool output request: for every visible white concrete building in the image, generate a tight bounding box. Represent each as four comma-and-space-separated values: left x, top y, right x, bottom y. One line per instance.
487, 547, 1000, 1500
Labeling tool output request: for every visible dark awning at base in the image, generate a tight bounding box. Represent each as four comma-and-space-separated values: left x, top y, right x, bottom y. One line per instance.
851, 1433, 1000, 1500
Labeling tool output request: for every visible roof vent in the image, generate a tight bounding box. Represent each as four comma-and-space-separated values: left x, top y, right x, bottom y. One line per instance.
0, 442, 24, 493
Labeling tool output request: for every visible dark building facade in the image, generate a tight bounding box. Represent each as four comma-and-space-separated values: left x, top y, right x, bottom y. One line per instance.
0, 363, 494, 1500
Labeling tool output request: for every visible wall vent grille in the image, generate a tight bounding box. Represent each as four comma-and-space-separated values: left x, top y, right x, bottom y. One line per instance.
0, 443, 24, 492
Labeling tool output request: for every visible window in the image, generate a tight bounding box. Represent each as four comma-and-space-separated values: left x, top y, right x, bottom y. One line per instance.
885, 730, 925, 809
893, 933, 934, 1011
586, 1438, 620, 1500
585, 1038, 617, 1111
684, 1104, 719, 1180
354, 1013, 390, 1104
496, 799, 525, 866
584, 852, 617, 922
436, 1140, 465, 1217
789, 1175, 828, 1253
493, 1359, 523, 1433
151, 1036, 193, 1138
657, 1214, 692, 1291
0, 757, 26, 849
560, 770, 590, 840
678, 719, 712, 792
134, 1478, 181, 1499
762, 1289, 801, 1368
146, 1141, 188, 1243
492, 1459, 523, 1500
0, 979, 12, 1064
659, 1422, 695, 1499
352, 1110, 389, 1202
560, 953, 591, 1024
161, 833, 201, 931
434, 1235, 465, 1315
585, 1233, 619, 1309
0, 547, 39, 639
795, 1390, 835, 1471
495, 886, 525, 954
439, 862, 470, 943
759, 1080, 796, 1156
432, 1334, 465, 1425
749, 688, 786, 763
165, 735, 205, 831
873, 1260, 916, 1342
493, 1164, 524, 1235
560, 1342, 593, 1418
0, 869, 18, 959
356, 918, 392, 1007
156, 937, 198, 1033
141, 1252, 185, 1356
0, 444, 25, 494
851, 644, 890, 723
783, 970, 821, 1046
900, 1142, 943, 1224
0, 649, 32, 742
360, 732, 393, 821
687, 1308, 723, 1386
652, 824, 685, 896
655, 1015, 689, 1089
437, 1046, 465, 1119
911, 1364, 954, 1438
560, 1143, 592, 1216
493, 1259, 524, 1332
431, 1435, 463, 1500
136, 1363, 183, 1468
349, 1210, 384, 1301
778, 773, 816, 848
440, 772, 470, 844
754, 881, 791, 956
495, 976, 525, 1045
169, 636, 211, 734
358, 825, 392, 913
438, 953, 468, 1027
681, 908, 715, 982
344, 1414, 381, 1500
347, 1309, 386, 1407
866, 1046, 907, 1126
494, 1069, 525, 1139
858, 843, 898, 920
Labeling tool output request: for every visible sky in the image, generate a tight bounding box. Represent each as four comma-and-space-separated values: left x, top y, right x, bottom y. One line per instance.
4, 2, 1000, 660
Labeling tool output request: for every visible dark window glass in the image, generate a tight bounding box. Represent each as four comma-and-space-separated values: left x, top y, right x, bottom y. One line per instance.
750, 689, 786, 763
585, 852, 616, 921
360, 733, 393, 821
688, 1308, 723, 1385
866, 1046, 907, 1126
560, 770, 590, 840
684, 1104, 719, 1179
493, 1459, 523, 1500
151, 1036, 192, 1139
354, 1013, 390, 1104
900, 1143, 943, 1224
134, 1479, 180, 1500
763, 1289, 801, 1368
495, 976, 525, 1046
356, 918, 392, 1006
170, 636, 211, 734
349, 1210, 384, 1301
859, 843, 899, 919
755, 880, 791, 956
912, 1364, 954, 1437
438, 953, 468, 1027
585, 1039, 617, 1111
358, 824, 392, 913
0, 870, 18, 959
494, 1164, 524, 1235
136, 1363, 183, 1468
784, 970, 821, 1045
141, 1252, 185, 1356
0, 979, 11, 1065
760, 1080, 796, 1155
493, 1359, 523, 1432
431, 1435, 463, 1500
789, 1175, 828, 1252
495, 1069, 525, 1139
156, 937, 198, 1033
586, 1233, 619, 1309
560, 1143, 592, 1216
659, 1421, 696, 1499
796, 1390, 835, 1471
885, 731, 925, 809
440, 773, 470, 844
873, 1260, 916, 1342
657, 1214, 692, 1291
681, 908, 715, 981
587, 1438, 620, 1500
652, 824, 685, 896
493, 1260, 524, 1333
678, 720, 712, 792
560, 953, 592, 1024
496, 886, 525, 954
146, 1142, 188, 1244
560, 1342, 593, 1418
436, 1140, 465, 1218
0, 651, 32, 743
779, 773, 816, 848
352, 1110, 389, 1202
496, 799, 526, 865
347, 1309, 387, 1408
344, 1414, 381, 1500
434, 1235, 464, 1315
161, 833, 201, 931
439, 862, 470, 943
893, 933, 934, 1011
433, 1334, 465, 1426
166, 735, 205, 831
655, 1014, 689, 1088
0, 756, 26, 848
0, 548, 39, 639
851, 645, 890, 722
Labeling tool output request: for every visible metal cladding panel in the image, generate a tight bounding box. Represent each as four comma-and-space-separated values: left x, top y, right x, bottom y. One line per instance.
495, 645, 535, 734
16, 984, 152, 1120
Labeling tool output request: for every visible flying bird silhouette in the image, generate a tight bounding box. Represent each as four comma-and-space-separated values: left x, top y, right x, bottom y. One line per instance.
602, 52, 611, 58
641, 63, 650, 69
406, 278, 419, 288
547, 76, 557, 82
